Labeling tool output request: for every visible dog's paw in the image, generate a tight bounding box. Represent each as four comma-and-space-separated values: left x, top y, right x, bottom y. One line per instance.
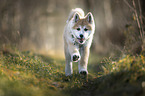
73, 55, 80, 61
80, 71, 87, 75
80, 71, 88, 80
71, 53, 80, 62
79, 69, 88, 75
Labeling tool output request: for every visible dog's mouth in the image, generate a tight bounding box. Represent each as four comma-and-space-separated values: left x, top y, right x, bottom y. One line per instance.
77, 38, 85, 44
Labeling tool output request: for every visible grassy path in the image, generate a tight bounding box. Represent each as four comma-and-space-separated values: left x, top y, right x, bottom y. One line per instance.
0, 50, 145, 96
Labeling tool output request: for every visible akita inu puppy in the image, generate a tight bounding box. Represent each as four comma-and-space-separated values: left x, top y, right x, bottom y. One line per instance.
63, 8, 95, 76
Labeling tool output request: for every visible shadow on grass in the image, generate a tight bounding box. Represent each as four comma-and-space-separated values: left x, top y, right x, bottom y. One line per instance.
65, 70, 145, 96
64, 54, 145, 96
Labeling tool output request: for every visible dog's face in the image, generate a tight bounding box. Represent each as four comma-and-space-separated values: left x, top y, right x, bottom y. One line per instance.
71, 12, 94, 44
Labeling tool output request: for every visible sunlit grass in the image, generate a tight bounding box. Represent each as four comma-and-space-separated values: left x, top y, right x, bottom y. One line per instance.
1, 48, 145, 96
90, 54, 145, 96
0, 49, 95, 96
0, 50, 66, 96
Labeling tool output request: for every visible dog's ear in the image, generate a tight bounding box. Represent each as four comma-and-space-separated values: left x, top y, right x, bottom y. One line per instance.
73, 12, 80, 22
85, 12, 94, 24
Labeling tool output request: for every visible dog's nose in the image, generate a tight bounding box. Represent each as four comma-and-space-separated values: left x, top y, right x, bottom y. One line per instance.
80, 34, 83, 38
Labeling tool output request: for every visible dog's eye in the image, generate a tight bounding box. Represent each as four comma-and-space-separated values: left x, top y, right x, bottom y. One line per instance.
84, 28, 88, 31
77, 28, 80, 31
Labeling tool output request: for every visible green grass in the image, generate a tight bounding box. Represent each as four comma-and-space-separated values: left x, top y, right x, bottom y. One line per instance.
0, 50, 65, 96
0, 49, 96, 96
92, 54, 145, 96
1, 49, 145, 96
65, 54, 145, 96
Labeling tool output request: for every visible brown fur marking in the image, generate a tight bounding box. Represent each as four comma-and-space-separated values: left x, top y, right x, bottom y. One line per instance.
73, 18, 92, 30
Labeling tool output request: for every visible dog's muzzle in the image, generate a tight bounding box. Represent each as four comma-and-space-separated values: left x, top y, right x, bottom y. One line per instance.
77, 38, 84, 43
71, 32, 89, 44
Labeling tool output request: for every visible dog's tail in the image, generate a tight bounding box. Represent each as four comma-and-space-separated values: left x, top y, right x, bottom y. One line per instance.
66, 8, 84, 23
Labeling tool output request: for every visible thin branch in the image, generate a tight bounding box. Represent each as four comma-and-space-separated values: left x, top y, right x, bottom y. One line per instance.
123, 0, 135, 12
132, 0, 143, 39
138, 0, 144, 37
124, 0, 145, 20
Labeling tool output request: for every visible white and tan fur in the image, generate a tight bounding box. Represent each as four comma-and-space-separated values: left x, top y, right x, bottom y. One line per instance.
63, 8, 95, 76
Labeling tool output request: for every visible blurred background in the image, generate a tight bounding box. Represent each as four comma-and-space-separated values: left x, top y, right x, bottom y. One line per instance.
0, 0, 144, 57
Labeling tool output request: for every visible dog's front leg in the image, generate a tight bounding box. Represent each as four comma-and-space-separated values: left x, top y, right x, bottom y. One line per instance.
68, 43, 80, 62
65, 43, 80, 76
64, 47, 73, 76
79, 46, 90, 75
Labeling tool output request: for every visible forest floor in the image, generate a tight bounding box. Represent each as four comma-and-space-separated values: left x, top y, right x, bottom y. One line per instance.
0, 48, 145, 96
